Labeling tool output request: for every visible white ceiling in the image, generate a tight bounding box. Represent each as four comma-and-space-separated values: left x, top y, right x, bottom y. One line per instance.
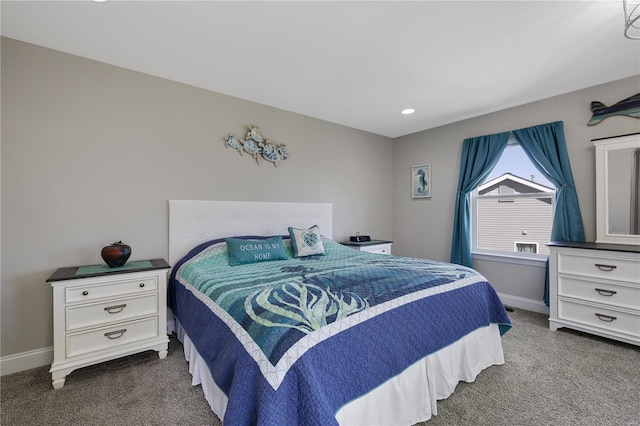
2, 1, 639, 138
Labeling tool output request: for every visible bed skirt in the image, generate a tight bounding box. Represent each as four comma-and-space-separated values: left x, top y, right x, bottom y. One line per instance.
175, 321, 505, 425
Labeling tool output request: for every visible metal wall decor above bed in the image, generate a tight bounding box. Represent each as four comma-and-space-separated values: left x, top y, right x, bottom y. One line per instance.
224, 125, 289, 166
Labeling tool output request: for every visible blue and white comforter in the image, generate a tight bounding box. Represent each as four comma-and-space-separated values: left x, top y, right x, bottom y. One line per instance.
169, 237, 511, 425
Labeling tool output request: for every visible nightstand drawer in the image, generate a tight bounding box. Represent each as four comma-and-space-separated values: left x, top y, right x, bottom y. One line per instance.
558, 276, 640, 311
66, 316, 159, 358
360, 243, 392, 255
558, 300, 640, 337
66, 276, 158, 303
66, 294, 159, 331
343, 240, 393, 255
557, 253, 640, 283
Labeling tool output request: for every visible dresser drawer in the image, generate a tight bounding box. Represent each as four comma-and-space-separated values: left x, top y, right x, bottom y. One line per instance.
66, 294, 159, 331
558, 300, 640, 337
557, 253, 640, 283
66, 317, 159, 358
66, 276, 158, 303
558, 276, 640, 311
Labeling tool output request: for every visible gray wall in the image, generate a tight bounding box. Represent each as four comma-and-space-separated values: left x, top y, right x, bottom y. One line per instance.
2, 35, 639, 360
393, 75, 640, 305
1, 38, 393, 357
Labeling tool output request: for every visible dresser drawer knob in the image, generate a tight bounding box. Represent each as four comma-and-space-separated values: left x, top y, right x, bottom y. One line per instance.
595, 313, 617, 322
82, 291, 89, 296
595, 288, 617, 297
104, 329, 127, 339
104, 304, 127, 314
139, 283, 145, 288
595, 263, 617, 272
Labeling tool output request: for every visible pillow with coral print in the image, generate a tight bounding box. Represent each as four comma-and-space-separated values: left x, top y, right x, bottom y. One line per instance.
288, 225, 325, 257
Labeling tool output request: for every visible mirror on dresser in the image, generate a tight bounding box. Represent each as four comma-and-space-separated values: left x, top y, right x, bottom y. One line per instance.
593, 133, 640, 246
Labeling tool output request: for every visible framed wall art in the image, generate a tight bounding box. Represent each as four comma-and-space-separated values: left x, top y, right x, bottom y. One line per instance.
412, 164, 431, 198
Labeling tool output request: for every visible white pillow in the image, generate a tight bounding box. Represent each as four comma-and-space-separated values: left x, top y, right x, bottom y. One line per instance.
288, 225, 325, 257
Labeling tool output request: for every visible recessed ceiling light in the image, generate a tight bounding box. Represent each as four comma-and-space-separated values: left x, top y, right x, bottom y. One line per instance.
401, 108, 415, 115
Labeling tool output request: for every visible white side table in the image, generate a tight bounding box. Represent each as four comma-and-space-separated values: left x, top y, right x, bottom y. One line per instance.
343, 240, 393, 255
47, 259, 170, 389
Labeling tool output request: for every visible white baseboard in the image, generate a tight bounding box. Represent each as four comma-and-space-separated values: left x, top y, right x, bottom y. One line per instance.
0, 346, 53, 376
2, 314, 178, 376
498, 293, 549, 315
2, 298, 545, 376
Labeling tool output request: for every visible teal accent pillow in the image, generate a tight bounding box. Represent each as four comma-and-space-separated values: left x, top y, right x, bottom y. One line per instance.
288, 225, 325, 257
225, 236, 289, 266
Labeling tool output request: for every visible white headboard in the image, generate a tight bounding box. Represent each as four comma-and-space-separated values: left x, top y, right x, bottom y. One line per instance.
168, 200, 333, 266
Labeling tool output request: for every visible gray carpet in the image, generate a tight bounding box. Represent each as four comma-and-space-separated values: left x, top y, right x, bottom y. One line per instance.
2, 309, 639, 425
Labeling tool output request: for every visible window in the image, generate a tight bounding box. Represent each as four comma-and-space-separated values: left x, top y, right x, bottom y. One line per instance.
515, 242, 538, 253
471, 138, 555, 259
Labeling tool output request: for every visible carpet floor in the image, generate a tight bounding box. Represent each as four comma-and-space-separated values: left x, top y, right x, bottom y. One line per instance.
1, 309, 639, 425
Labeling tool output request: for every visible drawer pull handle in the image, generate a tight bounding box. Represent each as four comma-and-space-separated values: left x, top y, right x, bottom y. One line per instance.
595, 313, 617, 322
595, 263, 617, 272
82, 291, 89, 296
139, 283, 145, 288
595, 288, 617, 297
104, 304, 127, 314
104, 329, 127, 339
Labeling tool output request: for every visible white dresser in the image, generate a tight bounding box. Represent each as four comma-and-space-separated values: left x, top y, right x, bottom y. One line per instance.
548, 241, 640, 346
47, 259, 170, 388
343, 240, 393, 255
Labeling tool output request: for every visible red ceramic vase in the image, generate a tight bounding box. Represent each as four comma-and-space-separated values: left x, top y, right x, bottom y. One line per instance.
101, 241, 132, 268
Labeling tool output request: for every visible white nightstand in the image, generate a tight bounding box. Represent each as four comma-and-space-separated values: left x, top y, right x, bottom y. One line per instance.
343, 240, 393, 255
47, 259, 170, 389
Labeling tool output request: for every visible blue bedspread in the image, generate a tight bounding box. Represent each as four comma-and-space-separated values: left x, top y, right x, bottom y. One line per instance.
169, 237, 511, 425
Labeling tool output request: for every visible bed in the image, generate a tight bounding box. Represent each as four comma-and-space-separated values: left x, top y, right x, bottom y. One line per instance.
167, 200, 511, 425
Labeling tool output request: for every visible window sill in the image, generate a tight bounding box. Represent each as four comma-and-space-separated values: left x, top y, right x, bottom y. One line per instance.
472, 251, 548, 268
